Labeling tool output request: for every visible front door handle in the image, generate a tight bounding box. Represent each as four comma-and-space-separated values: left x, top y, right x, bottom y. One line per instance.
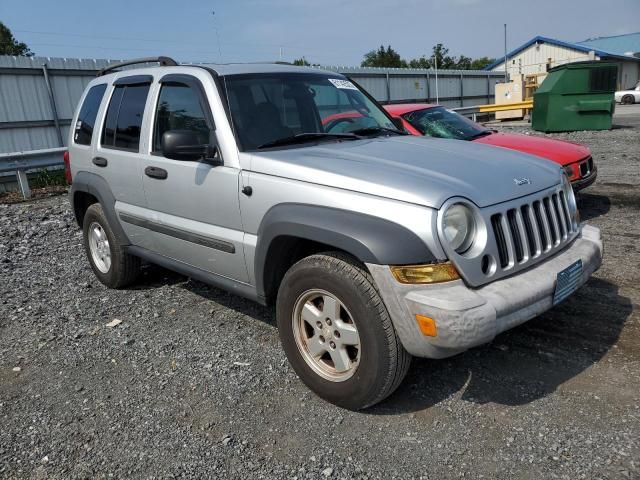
92, 157, 108, 167
145, 166, 168, 180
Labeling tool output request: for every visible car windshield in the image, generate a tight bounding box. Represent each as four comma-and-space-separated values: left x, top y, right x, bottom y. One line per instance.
403, 106, 490, 141
223, 73, 398, 150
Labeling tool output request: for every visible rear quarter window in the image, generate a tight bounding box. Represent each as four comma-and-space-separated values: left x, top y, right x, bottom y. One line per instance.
74, 84, 107, 145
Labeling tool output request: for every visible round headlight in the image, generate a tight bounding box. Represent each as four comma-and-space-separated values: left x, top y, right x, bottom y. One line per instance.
442, 203, 476, 253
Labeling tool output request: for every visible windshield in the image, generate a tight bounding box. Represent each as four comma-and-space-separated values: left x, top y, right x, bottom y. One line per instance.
403, 106, 489, 141
223, 73, 397, 150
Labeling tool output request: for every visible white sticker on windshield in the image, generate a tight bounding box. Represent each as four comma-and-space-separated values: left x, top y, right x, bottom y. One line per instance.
329, 78, 358, 90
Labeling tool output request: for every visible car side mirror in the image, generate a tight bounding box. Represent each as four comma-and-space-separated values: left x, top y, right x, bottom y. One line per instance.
391, 117, 406, 132
161, 130, 220, 164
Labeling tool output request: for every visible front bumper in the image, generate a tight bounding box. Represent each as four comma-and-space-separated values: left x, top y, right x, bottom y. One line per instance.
368, 224, 603, 359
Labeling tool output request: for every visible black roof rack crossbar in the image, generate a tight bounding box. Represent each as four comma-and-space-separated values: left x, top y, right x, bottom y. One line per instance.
97, 56, 178, 76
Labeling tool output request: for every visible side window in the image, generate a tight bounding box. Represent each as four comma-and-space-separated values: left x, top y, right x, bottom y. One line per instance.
102, 86, 124, 147
74, 84, 107, 145
153, 83, 211, 152
101, 83, 150, 151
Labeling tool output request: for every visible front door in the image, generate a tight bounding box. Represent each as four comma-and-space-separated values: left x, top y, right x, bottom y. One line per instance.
136, 75, 248, 283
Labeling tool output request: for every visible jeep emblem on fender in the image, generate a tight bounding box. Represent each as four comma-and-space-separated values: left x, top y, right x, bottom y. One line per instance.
514, 177, 532, 186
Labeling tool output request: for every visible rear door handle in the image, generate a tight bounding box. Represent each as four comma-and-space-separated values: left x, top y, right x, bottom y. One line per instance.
92, 157, 108, 167
145, 166, 168, 180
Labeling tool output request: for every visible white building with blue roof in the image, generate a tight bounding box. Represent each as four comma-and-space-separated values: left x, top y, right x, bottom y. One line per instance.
487, 32, 640, 89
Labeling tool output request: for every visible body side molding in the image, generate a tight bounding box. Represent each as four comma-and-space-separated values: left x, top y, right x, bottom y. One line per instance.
119, 213, 235, 254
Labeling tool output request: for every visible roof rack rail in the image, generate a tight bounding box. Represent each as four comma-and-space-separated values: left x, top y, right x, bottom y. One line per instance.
97, 56, 178, 76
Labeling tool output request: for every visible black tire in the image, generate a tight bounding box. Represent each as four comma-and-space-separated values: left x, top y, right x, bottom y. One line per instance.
621, 95, 635, 105
276, 252, 411, 410
82, 203, 140, 288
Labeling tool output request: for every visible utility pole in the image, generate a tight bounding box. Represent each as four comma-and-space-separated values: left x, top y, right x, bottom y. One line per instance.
504, 23, 508, 83
434, 54, 439, 104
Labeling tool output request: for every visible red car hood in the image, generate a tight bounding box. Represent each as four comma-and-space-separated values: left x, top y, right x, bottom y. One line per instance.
474, 131, 590, 165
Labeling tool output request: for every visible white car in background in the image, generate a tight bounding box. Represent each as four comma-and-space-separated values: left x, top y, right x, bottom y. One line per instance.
615, 82, 640, 104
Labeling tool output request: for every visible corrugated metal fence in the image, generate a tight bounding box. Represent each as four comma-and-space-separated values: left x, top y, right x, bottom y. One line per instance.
0, 56, 115, 155
324, 66, 505, 108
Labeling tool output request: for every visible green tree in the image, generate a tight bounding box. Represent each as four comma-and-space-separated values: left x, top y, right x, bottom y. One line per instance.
430, 43, 456, 69
408, 56, 431, 69
0, 22, 33, 56
455, 55, 472, 70
362, 43, 495, 71
470, 56, 495, 70
361, 45, 407, 68
292, 57, 310, 66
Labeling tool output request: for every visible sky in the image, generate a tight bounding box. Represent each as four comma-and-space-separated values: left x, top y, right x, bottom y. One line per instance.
2, 0, 639, 66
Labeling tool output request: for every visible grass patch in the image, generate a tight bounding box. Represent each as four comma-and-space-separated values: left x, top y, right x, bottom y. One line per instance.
31, 168, 68, 189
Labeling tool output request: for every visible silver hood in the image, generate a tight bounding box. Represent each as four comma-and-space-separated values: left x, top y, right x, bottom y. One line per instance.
249, 135, 562, 209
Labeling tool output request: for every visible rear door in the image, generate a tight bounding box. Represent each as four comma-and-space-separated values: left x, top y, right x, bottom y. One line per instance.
94, 75, 154, 250
135, 73, 247, 282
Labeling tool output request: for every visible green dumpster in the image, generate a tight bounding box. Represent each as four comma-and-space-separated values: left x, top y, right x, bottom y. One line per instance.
532, 61, 617, 132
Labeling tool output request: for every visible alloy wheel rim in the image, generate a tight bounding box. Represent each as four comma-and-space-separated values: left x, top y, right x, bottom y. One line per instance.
88, 222, 111, 273
292, 289, 361, 382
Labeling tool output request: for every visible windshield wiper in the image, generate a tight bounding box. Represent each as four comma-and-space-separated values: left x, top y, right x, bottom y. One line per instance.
349, 126, 408, 137
467, 130, 493, 140
257, 132, 360, 149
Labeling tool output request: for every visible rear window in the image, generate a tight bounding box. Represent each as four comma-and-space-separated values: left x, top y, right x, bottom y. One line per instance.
101, 83, 150, 151
73, 84, 107, 145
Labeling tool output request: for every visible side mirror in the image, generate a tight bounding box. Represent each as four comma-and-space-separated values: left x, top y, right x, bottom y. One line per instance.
391, 117, 406, 132
161, 130, 219, 163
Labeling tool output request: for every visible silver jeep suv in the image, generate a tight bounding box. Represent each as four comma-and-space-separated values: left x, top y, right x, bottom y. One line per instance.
68, 57, 603, 410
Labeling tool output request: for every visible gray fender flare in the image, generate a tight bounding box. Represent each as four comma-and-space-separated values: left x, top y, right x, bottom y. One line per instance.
69, 171, 130, 244
254, 203, 435, 298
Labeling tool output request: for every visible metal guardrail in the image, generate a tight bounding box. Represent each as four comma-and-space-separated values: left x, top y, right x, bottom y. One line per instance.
0, 147, 66, 199
454, 100, 534, 120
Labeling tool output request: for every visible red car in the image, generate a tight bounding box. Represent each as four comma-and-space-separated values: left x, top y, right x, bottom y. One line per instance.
384, 104, 597, 191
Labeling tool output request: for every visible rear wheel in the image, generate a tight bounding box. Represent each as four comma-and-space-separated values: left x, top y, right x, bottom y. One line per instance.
82, 203, 140, 288
276, 252, 411, 410
621, 95, 635, 105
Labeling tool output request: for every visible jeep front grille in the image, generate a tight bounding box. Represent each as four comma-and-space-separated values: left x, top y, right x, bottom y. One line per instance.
437, 184, 580, 287
490, 190, 575, 271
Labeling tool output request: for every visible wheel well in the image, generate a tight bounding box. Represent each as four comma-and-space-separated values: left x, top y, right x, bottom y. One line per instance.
262, 236, 355, 305
72, 191, 99, 227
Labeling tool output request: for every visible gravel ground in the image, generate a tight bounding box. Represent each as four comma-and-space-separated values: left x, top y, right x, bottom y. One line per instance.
1, 107, 639, 479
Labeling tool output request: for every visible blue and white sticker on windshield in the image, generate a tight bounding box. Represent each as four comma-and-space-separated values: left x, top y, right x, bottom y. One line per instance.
329, 78, 358, 90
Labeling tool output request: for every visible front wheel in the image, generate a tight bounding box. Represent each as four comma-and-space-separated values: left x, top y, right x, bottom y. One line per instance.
276, 252, 411, 410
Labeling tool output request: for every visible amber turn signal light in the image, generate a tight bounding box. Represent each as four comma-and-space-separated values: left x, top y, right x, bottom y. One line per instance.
390, 262, 460, 284
415, 315, 437, 337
